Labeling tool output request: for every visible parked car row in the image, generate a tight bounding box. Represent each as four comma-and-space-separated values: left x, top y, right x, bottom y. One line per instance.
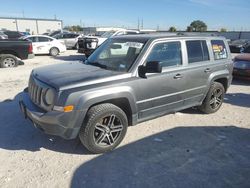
77, 29, 140, 57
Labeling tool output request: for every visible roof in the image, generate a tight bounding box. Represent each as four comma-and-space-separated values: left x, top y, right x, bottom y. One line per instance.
112, 33, 225, 43
24, 35, 54, 39
0, 16, 62, 22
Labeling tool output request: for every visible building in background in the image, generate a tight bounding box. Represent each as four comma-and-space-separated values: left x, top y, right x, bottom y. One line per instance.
0, 17, 63, 34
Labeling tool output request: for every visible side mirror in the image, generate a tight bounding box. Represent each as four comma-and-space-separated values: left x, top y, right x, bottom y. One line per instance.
138, 61, 162, 78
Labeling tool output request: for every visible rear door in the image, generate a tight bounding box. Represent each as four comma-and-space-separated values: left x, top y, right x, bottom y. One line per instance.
36, 37, 53, 54
182, 39, 213, 106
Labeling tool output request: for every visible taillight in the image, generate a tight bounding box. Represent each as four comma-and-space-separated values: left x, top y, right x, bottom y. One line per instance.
28, 43, 33, 54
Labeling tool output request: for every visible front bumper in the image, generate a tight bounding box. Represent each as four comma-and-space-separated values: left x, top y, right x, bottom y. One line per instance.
19, 91, 83, 139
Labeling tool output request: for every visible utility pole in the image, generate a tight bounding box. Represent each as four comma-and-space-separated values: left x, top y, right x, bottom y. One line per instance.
137, 17, 140, 30
22, 10, 25, 18
141, 18, 144, 30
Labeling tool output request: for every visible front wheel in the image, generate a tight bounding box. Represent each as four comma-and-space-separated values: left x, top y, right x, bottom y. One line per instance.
79, 103, 128, 154
199, 82, 225, 114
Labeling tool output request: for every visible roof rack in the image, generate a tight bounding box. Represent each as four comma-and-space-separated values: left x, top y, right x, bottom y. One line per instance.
176, 32, 220, 36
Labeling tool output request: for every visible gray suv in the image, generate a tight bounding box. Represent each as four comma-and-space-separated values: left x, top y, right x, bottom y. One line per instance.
19, 34, 233, 153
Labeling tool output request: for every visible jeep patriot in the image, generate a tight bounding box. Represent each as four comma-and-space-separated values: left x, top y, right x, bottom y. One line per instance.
20, 34, 233, 153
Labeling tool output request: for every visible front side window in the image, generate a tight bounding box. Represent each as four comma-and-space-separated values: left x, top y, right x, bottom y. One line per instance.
86, 38, 146, 72
28, 37, 37, 42
211, 40, 228, 60
186, 40, 209, 63
146, 41, 182, 68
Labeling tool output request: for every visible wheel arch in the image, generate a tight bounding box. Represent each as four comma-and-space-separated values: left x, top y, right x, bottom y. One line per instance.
73, 88, 138, 127
213, 77, 228, 92
0, 51, 19, 58
50, 46, 60, 53
88, 98, 133, 126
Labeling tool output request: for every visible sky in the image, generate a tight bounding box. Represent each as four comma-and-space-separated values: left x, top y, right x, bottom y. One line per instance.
0, 0, 249, 31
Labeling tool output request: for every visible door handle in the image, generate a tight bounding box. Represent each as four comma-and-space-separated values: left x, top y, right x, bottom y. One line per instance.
204, 68, 211, 73
174, 74, 183, 79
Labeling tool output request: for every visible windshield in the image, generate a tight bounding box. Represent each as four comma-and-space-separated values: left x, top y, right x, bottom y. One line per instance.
85, 38, 146, 72
101, 31, 116, 38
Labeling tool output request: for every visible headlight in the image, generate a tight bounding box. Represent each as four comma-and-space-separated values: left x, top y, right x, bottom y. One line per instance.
43, 89, 55, 106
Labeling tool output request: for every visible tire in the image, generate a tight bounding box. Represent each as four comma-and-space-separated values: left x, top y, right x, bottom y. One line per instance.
49, 47, 59, 56
0, 54, 18, 68
79, 103, 128, 154
199, 82, 225, 114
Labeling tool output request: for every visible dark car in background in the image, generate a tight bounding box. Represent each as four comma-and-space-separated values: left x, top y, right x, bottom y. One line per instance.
233, 54, 250, 80
0, 31, 8, 39
229, 39, 250, 53
0, 39, 34, 68
1, 30, 24, 39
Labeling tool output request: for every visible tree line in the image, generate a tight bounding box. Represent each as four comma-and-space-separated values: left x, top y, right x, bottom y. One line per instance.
64, 20, 227, 32
169, 20, 227, 32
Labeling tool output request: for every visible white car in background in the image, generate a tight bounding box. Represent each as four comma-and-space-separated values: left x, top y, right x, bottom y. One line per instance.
23, 35, 66, 56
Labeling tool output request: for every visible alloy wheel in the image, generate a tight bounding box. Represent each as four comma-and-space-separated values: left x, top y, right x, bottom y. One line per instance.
209, 88, 223, 110
94, 114, 124, 147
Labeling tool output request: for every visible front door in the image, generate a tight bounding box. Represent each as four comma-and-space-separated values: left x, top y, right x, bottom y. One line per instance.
134, 40, 188, 120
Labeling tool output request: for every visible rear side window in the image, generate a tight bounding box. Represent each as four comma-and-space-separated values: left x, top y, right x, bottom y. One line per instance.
38, 37, 52, 42
211, 40, 228, 60
146, 41, 182, 68
186, 40, 209, 63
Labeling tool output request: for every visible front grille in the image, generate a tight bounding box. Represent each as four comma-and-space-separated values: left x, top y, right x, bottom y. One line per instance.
28, 77, 44, 106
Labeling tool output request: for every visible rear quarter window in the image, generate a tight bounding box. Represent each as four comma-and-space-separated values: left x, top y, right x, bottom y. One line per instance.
211, 40, 228, 60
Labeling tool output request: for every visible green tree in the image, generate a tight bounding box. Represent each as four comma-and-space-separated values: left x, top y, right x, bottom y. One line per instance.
220, 28, 227, 32
168, 26, 177, 32
64, 25, 83, 32
189, 20, 207, 32
186, 26, 194, 32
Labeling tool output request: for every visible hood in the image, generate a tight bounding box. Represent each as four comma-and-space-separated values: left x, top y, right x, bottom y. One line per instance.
32, 61, 121, 90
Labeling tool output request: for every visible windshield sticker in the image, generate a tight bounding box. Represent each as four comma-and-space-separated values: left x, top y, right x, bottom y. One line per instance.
124, 42, 143, 49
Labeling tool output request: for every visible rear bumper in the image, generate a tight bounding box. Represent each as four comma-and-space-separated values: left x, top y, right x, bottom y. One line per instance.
77, 48, 95, 57
27, 53, 35, 59
19, 91, 83, 139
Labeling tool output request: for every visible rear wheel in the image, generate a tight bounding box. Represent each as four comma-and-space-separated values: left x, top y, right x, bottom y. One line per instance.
0, 54, 18, 68
199, 82, 225, 114
79, 103, 128, 154
49, 47, 59, 56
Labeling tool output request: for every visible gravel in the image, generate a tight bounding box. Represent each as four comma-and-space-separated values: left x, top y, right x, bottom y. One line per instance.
0, 51, 249, 188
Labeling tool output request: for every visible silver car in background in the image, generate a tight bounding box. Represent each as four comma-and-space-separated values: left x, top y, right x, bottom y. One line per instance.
0, 31, 8, 39
53, 33, 81, 49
